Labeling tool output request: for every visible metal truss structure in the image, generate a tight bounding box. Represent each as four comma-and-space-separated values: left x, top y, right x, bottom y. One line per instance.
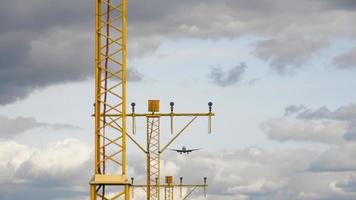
90, 0, 130, 199
89, 1, 214, 200
147, 116, 161, 200
127, 100, 214, 200
131, 175, 208, 200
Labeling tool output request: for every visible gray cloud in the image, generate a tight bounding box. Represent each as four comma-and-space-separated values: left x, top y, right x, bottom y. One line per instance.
247, 78, 262, 86
0, 0, 144, 105
0, 0, 91, 34
333, 46, 356, 69
297, 106, 332, 120
0, 26, 144, 105
0, 116, 78, 138
127, 68, 144, 82
284, 105, 306, 116
1, 0, 356, 104
293, 104, 356, 121
126, 0, 356, 75
209, 63, 247, 87
335, 174, 356, 193
279, 104, 356, 142
308, 142, 356, 172
0, 27, 93, 105
325, 0, 356, 11
344, 120, 356, 141
254, 35, 327, 74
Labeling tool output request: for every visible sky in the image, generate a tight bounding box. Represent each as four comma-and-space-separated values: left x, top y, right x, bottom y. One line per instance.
0, 0, 356, 199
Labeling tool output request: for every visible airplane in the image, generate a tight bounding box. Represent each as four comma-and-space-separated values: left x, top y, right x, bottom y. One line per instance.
170, 146, 200, 154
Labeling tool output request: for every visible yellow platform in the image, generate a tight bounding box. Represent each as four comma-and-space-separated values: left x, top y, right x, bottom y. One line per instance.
90, 175, 130, 185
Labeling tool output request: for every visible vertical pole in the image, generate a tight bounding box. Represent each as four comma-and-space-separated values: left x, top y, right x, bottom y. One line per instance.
94, 0, 102, 176
157, 118, 161, 200
170, 102, 174, 134
208, 102, 213, 134
165, 186, 167, 200
122, 1, 129, 200
131, 178, 134, 198
156, 177, 159, 199
204, 177, 207, 198
146, 117, 151, 200
180, 177, 183, 197
90, 185, 96, 200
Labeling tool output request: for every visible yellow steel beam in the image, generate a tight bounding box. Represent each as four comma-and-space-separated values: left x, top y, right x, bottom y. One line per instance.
160, 116, 198, 153
132, 184, 208, 188
127, 113, 214, 117
183, 186, 198, 200
93, 113, 215, 117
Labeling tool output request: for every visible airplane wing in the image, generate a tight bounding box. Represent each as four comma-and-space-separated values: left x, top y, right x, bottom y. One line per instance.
170, 149, 183, 152
187, 148, 200, 152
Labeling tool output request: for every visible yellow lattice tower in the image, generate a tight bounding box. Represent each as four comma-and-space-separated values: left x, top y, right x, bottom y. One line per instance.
147, 100, 161, 200
164, 176, 174, 200
90, 0, 130, 199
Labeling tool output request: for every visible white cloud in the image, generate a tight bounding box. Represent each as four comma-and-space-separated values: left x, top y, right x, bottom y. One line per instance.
22, 138, 91, 178
1, 139, 356, 199
309, 142, 356, 172
0, 138, 91, 200
161, 160, 180, 177
0, 140, 32, 183
264, 118, 348, 144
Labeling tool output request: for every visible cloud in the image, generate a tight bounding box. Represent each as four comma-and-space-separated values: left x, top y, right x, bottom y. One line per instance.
291, 104, 356, 121
1, 138, 356, 200
0, 139, 91, 200
284, 105, 306, 116
0, 141, 32, 183
209, 63, 247, 87
1, 0, 356, 104
335, 173, 356, 193
270, 104, 356, 143
127, 68, 144, 82
333, 46, 356, 69
254, 35, 327, 74
163, 149, 356, 199
264, 103, 356, 178
297, 106, 333, 120
0, 115, 79, 139
247, 78, 262, 86
344, 121, 356, 141
0, 27, 93, 105
263, 118, 348, 144
301, 104, 356, 141
309, 142, 356, 172
126, 0, 356, 74
17, 139, 91, 181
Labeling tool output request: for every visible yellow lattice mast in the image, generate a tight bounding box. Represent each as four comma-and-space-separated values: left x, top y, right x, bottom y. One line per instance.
90, 0, 130, 199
